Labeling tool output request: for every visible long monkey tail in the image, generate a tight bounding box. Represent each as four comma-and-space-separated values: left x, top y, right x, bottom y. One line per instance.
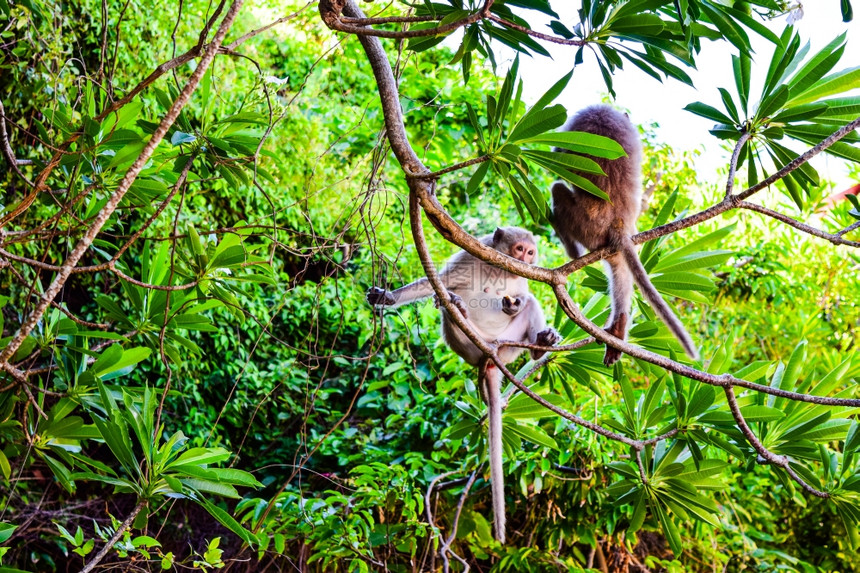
483, 364, 506, 543
619, 236, 700, 361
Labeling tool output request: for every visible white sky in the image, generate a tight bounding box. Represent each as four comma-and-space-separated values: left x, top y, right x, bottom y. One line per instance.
511, 2, 860, 192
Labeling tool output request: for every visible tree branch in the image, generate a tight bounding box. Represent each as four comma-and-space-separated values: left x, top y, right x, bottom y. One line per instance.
80, 500, 147, 573
739, 201, 860, 248
724, 387, 828, 498
0, 0, 245, 366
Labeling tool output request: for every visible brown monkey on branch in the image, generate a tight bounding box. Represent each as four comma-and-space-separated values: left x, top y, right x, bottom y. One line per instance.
367, 226, 560, 543
550, 105, 699, 366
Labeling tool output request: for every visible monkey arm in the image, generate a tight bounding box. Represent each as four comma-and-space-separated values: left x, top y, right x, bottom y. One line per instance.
366, 276, 436, 308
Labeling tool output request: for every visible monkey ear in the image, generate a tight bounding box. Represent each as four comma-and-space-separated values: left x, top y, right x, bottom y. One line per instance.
493, 227, 505, 245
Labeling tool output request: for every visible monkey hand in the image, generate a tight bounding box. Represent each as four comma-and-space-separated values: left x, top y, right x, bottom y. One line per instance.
501, 296, 523, 316
366, 286, 396, 307
435, 292, 469, 318
535, 328, 562, 347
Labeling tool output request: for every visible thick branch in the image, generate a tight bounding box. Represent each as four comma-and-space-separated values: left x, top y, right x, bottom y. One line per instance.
725, 132, 751, 197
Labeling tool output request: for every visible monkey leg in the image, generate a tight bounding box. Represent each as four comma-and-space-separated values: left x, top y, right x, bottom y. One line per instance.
441, 312, 484, 366
602, 254, 634, 366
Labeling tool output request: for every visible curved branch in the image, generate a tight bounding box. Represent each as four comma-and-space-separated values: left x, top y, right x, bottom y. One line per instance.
836, 220, 860, 237
322, 0, 489, 39
439, 471, 476, 573
551, 284, 860, 407
724, 387, 828, 498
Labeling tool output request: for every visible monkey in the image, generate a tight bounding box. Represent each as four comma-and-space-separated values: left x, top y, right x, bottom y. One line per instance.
549, 105, 699, 366
366, 226, 561, 543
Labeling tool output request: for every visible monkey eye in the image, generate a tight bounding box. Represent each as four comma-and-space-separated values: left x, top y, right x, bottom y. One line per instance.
528, 250, 534, 256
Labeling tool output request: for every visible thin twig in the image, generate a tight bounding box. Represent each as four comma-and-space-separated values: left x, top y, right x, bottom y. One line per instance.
0, 99, 33, 187
486, 14, 586, 46
724, 387, 828, 498
80, 500, 147, 573
411, 154, 491, 180
835, 220, 860, 238
740, 201, 860, 248
439, 471, 476, 573
0, 0, 244, 369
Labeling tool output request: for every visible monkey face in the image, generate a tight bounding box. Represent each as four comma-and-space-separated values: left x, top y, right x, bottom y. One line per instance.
510, 241, 537, 263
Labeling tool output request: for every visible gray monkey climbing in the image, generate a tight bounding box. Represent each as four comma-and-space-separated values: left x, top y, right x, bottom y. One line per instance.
367, 226, 560, 543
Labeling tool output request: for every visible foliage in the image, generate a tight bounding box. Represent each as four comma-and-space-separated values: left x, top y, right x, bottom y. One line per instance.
0, 0, 858, 571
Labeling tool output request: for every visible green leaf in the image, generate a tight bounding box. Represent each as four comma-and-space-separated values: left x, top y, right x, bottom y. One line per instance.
132, 535, 161, 548
756, 84, 789, 120
654, 501, 682, 555
170, 131, 197, 146
786, 34, 847, 100
506, 421, 558, 450
684, 102, 735, 125
507, 105, 567, 142
609, 14, 666, 36
182, 477, 240, 498
0, 523, 17, 544
521, 150, 605, 176
771, 103, 828, 123
733, 53, 751, 114
521, 131, 626, 158
698, 1, 751, 53
505, 392, 566, 419
166, 447, 231, 470
790, 66, 860, 106
200, 498, 257, 546
466, 161, 490, 194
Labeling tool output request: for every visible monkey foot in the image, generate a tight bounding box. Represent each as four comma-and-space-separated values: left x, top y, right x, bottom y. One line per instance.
535, 328, 561, 347
602, 314, 627, 367
530, 328, 562, 360
603, 347, 622, 367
